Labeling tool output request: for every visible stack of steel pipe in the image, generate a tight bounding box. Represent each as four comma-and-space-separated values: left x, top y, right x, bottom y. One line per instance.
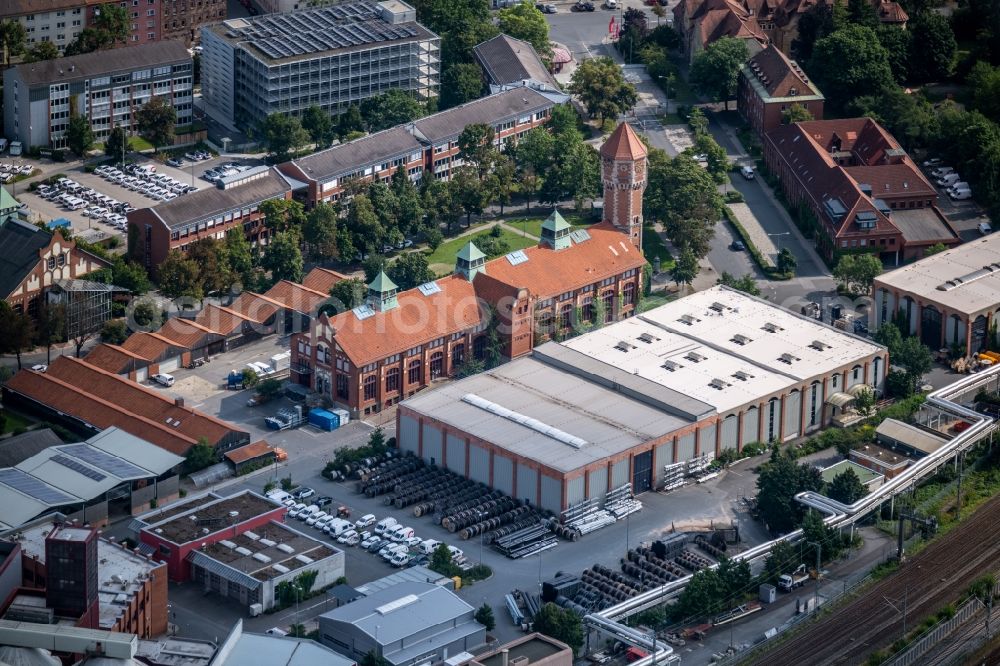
675, 549, 713, 572
568, 510, 616, 535
494, 522, 557, 558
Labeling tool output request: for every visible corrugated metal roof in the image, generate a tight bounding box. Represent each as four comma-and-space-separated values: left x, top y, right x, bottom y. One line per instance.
216, 632, 355, 666
321, 581, 472, 645
353, 566, 451, 595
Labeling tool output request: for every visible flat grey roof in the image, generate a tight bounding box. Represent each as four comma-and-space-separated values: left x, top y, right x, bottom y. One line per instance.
140, 168, 291, 231
8, 41, 190, 87
876, 418, 948, 455
354, 565, 451, 595
209, 0, 434, 63
217, 631, 355, 666
875, 234, 1000, 316
401, 356, 692, 474
321, 581, 473, 645
893, 207, 958, 243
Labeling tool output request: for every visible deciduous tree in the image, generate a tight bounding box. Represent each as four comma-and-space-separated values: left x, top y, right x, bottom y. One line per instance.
66, 115, 95, 157
809, 26, 894, 113
718, 272, 760, 295
359, 89, 425, 132
105, 126, 129, 161
645, 150, 722, 258
533, 603, 583, 652
136, 97, 177, 151
387, 252, 434, 291
345, 195, 384, 259
0, 20, 27, 66
157, 250, 203, 301
23, 40, 59, 63
101, 319, 129, 345
301, 105, 337, 149
781, 103, 814, 124
496, 2, 551, 56
569, 57, 638, 121
262, 113, 309, 161
833, 252, 882, 295
670, 249, 699, 287
34, 302, 65, 364
690, 37, 749, 110
440, 63, 485, 110
260, 230, 304, 283
0, 302, 34, 369
908, 12, 956, 83
303, 203, 340, 260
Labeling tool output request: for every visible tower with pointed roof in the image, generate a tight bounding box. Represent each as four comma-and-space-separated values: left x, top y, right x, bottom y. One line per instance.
600, 122, 647, 250
455, 241, 486, 281
540, 210, 571, 250
367, 271, 398, 312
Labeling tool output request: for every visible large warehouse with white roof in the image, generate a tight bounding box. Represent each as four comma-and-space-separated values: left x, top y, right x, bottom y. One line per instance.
396, 286, 887, 513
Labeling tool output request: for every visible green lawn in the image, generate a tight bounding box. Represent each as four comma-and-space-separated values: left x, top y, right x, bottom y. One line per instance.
424, 228, 538, 272
506, 213, 594, 239
129, 136, 155, 152
642, 225, 674, 268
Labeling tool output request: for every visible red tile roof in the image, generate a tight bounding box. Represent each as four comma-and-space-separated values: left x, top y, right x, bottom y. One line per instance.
877, 0, 908, 22
320, 274, 484, 367
120, 332, 187, 362
225, 440, 274, 465
83, 343, 149, 375
301, 267, 348, 294
480, 223, 647, 300
228, 292, 281, 323
745, 44, 821, 98
600, 123, 648, 161
3, 357, 246, 455
158, 317, 223, 349
195, 304, 253, 337
842, 164, 935, 199
263, 280, 329, 314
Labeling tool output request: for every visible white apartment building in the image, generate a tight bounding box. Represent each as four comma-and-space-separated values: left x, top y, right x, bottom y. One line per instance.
3, 41, 192, 150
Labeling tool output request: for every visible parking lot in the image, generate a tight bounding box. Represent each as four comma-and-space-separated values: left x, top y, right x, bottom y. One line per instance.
17, 152, 266, 242
920, 160, 992, 241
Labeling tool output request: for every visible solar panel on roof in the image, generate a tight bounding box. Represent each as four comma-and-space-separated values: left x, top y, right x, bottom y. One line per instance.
50, 454, 107, 482
0, 469, 76, 505
61, 443, 149, 479
417, 281, 441, 296
505, 250, 529, 266
353, 304, 376, 320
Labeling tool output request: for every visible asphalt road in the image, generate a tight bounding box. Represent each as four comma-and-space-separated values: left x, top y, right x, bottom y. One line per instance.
707, 216, 759, 281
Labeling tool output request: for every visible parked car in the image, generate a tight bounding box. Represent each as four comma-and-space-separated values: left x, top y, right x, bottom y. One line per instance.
949, 188, 973, 200
979, 222, 993, 235
389, 551, 410, 567
931, 166, 954, 178
419, 539, 441, 555
151, 373, 175, 387
30, 364, 47, 372
408, 554, 430, 568
922, 158, 942, 168
730, 240, 746, 251
293, 487, 316, 500
355, 514, 377, 529
337, 529, 359, 544
603, 0, 617, 7
936, 173, 960, 187
403, 535, 423, 548
166, 158, 184, 167
740, 165, 755, 180
288, 503, 308, 518
316, 496, 334, 508
306, 511, 329, 527
374, 517, 398, 535
341, 531, 361, 546
366, 537, 387, 552
266, 489, 292, 503
361, 534, 381, 549
297, 505, 320, 521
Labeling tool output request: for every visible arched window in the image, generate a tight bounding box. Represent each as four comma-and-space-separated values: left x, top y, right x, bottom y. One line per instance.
430, 351, 444, 378
623, 282, 636, 306
363, 375, 376, 400
386, 367, 399, 392
408, 359, 422, 384
452, 343, 465, 368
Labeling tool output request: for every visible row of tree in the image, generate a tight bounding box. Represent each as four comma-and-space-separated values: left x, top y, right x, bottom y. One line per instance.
0, 5, 130, 67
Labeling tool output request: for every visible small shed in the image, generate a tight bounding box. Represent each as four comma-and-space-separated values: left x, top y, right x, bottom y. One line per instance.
819, 459, 883, 491
876, 418, 948, 457
224, 440, 276, 473
327, 583, 363, 608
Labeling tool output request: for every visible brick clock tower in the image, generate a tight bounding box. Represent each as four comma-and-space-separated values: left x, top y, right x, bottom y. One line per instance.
600, 122, 648, 250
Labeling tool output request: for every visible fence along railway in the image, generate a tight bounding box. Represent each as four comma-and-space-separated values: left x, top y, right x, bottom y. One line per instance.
581, 368, 1000, 666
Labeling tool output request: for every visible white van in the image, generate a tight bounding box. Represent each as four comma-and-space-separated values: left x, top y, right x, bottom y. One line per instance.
388, 525, 415, 542
419, 539, 441, 555
447, 545, 466, 564
374, 517, 398, 535
937, 172, 960, 187
326, 518, 352, 536
297, 504, 320, 521
267, 489, 292, 504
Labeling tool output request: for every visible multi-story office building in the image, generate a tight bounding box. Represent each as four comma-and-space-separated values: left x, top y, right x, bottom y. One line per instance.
160, 0, 225, 44
201, 0, 440, 131
0, 0, 161, 55
3, 40, 192, 150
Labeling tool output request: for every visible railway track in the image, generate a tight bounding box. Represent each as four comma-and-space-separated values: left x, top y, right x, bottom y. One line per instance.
744, 489, 1000, 666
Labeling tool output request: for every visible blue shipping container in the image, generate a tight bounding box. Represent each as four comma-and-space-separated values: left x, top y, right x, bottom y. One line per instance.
308, 408, 338, 431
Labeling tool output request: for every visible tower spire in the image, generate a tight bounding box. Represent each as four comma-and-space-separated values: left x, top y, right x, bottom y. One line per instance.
600, 122, 647, 250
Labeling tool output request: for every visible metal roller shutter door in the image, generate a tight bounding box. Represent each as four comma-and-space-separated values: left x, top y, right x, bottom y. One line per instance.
700, 423, 717, 456
611, 459, 629, 488
493, 455, 514, 496
445, 434, 466, 475
654, 442, 673, 486
741, 408, 759, 446
158, 356, 180, 373
516, 465, 538, 505
135, 367, 147, 382
783, 391, 801, 439
422, 424, 442, 465
540, 475, 562, 513
677, 433, 696, 461
566, 476, 585, 507
588, 466, 608, 505
721, 415, 739, 451
399, 415, 419, 455
469, 445, 489, 484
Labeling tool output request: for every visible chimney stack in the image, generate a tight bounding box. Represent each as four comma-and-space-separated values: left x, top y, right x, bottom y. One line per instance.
175, 397, 185, 408
502, 649, 509, 666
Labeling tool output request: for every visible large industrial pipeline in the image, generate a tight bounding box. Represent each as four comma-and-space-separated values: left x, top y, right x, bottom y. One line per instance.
584, 367, 1000, 666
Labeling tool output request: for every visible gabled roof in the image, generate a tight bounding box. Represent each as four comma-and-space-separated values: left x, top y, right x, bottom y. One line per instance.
0, 220, 53, 299
743, 44, 821, 99
473, 34, 561, 91
196, 303, 253, 336
225, 441, 274, 465
120, 331, 187, 362
876, 0, 908, 22
0, 429, 63, 468
263, 280, 329, 314
600, 123, 647, 161
301, 267, 348, 294
229, 291, 282, 323
3, 357, 246, 455
479, 223, 647, 300
158, 317, 223, 349
8, 40, 191, 87
83, 343, 150, 375
320, 274, 484, 366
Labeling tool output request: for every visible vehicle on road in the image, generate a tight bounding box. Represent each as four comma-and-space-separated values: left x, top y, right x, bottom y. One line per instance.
740, 165, 755, 179
166, 158, 184, 167
729, 240, 745, 251
603, 0, 617, 7
355, 514, 376, 529
979, 222, 993, 235
30, 364, 47, 372
535, 2, 556, 11
151, 373, 175, 387
778, 564, 809, 591
572, 1, 595, 10
292, 487, 315, 500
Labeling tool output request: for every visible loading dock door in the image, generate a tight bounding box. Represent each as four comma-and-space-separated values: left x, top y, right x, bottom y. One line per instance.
632, 450, 653, 494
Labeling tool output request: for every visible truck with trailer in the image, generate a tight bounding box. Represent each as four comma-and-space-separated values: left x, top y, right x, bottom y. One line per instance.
778, 564, 809, 592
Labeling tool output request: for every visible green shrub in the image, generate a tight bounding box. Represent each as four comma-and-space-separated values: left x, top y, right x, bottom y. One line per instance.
725, 190, 744, 203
